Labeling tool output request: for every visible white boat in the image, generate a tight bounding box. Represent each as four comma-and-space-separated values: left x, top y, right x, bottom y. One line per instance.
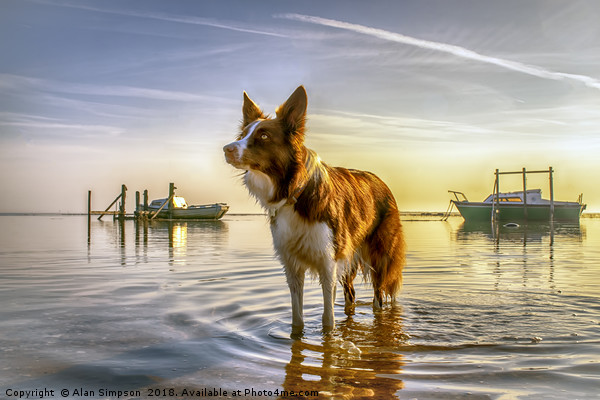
147, 196, 229, 220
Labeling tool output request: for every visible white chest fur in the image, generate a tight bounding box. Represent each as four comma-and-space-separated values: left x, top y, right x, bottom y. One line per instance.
270, 205, 334, 273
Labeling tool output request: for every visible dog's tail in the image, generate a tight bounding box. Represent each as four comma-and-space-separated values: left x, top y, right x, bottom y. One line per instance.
367, 206, 406, 306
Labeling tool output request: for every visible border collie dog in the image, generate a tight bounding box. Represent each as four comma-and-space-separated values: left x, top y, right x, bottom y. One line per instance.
223, 86, 405, 330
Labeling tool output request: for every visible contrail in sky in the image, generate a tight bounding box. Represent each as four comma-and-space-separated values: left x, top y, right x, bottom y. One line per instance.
31, 0, 287, 38
278, 13, 600, 90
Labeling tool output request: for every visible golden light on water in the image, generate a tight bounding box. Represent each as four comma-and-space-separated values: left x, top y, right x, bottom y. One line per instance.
170, 223, 187, 249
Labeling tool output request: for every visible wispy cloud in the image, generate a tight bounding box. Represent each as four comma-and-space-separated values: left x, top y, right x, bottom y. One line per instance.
0, 120, 123, 136
31, 0, 288, 38
307, 110, 493, 149
277, 13, 600, 90
0, 112, 124, 138
0, 73, 232, 103
59, 83, 218, 102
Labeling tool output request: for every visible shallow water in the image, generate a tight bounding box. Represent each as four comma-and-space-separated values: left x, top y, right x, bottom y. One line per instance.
1, 215, 599, 399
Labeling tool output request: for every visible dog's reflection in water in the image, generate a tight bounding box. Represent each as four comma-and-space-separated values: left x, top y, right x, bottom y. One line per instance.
282, 306, 407, 399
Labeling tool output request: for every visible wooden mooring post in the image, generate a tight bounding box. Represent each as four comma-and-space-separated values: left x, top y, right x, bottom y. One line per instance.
118, 184, 126, 219
522, 167, 528, 220
549, 166, 555, 223
492, 169, 500, 223
87, 190, 92, 244
168, 182, 176, 220
133, 189, 150, 219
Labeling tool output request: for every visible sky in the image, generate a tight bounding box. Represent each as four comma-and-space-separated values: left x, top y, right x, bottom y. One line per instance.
1, 0, 599, 213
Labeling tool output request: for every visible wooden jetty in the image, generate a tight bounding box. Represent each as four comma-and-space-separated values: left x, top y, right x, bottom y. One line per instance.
87, 182, 228, 222
87, 183, 172, 221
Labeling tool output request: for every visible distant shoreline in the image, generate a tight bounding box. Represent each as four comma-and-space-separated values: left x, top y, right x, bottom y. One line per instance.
2, 212, 599, 218
0, 212, 264, 217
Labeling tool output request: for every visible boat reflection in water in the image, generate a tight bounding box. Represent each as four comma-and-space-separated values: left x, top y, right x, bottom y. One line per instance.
455, 220, 584, 246
450, 218, 586, 292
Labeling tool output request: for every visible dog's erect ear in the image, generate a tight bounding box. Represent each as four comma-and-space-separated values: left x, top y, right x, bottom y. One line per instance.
276, 86, 307, 135
242, 91, 265, 127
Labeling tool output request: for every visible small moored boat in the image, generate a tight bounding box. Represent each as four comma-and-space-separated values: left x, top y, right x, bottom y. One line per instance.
450, 189, 585, 222
148, 196, 229, 220
448, 167, 586, 223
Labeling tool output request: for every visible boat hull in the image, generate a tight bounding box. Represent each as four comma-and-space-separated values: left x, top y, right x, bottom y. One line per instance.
453, 201, 584, 222
148, 203, 229, 220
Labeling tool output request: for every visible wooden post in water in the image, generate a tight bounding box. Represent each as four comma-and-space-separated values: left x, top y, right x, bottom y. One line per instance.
87, 190, 91, 243
119, 184, 127, 220
143, 190, 148, 211
168, 182, 176, 220
493, 169, 500, 223
549, 166, 554, 222
87, 190, 92, 221
135, 191, 140, 214
522, 167, 528, 220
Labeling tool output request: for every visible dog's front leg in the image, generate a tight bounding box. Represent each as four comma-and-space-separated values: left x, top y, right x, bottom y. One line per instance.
285, 267, 305, 330
320, 260, 337, 330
